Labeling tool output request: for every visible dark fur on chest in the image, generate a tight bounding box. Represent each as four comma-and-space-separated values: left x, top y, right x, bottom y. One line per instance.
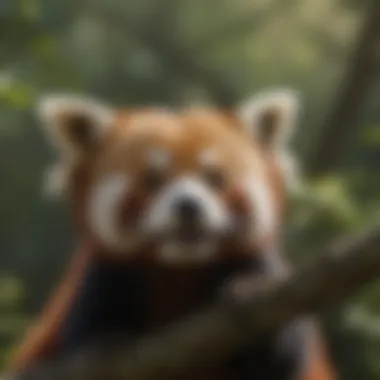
59, 256, 264, 352
56, 255, 309, 380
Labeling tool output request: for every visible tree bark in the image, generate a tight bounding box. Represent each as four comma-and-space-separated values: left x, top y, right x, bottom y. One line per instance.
306, 0, 380, 176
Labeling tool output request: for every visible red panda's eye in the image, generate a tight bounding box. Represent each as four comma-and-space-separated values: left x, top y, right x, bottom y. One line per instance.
203, 168, 227, 190
140, 169, 166, 191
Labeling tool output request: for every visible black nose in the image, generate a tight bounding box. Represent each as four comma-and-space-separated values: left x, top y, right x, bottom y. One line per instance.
175, 197, 201, 223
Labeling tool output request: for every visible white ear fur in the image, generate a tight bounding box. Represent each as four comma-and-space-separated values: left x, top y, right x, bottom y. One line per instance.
37, 94, 116, 199
238, 88, 300, 148
42, 161, 70, 200
277, 148, 303, 193
37, 94, 116, 156
238, 88, 302, 192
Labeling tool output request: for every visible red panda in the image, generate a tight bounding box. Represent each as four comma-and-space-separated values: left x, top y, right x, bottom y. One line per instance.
10, 90, 337, 380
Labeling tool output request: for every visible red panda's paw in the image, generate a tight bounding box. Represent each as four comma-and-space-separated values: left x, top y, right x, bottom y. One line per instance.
218, 274, 314, 380
77, 333, 134, 359
219, 273, 275, 305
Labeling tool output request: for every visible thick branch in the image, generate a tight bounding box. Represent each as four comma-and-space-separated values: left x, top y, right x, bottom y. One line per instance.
6, 224, 380, 380
306, 0, 380, 176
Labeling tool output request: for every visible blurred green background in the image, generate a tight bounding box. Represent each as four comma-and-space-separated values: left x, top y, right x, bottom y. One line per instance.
0, 0, 380, 377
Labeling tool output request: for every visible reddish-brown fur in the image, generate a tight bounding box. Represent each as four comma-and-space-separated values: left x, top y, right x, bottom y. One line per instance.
11, 109, 337, 379
11, 241, 94, 368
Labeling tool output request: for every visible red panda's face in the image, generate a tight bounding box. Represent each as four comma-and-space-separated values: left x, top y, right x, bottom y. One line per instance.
38, 90, 299, 263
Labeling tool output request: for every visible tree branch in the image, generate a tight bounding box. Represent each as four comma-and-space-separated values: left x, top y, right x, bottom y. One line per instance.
5, 223, 380, 380
306, 0, 380, 176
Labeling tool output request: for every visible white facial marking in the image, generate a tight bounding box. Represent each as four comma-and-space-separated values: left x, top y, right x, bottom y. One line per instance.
88, 174, 131, 249
143, 176, 230, 235
244, 176, 277, 238
148, 149, 171, 170
198, 148, 219, 167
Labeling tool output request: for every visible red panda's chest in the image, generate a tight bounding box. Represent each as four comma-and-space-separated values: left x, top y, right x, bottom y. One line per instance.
81, 257, 258, 331
142, 265, 216, 328
62, 256, 260, 379
137, 265, 244, 380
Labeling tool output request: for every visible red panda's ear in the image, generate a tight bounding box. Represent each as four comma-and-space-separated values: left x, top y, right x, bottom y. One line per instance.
237, 89, 300, 150
238, 89, 302, 193
37, 94, 116, 157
